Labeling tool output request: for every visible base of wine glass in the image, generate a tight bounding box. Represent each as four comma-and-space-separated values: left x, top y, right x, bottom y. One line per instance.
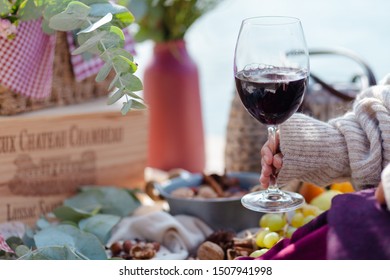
241, 189, 304, 213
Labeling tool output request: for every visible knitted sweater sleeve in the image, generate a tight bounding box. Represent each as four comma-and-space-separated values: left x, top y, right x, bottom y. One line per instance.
277, 83, 390, 190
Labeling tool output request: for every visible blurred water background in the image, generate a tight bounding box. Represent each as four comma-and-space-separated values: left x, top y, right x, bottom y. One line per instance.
133, 0, 390, 172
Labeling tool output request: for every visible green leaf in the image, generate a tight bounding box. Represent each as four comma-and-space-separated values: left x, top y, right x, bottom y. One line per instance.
78, 12, 113, 34
15, 245, 30, 258
95, 61, 112, 82
18, 245, 88, 260
48, 1, 91, 31
130, 99, 147, 110
125, 91, 143, 101
120, 73, 143, 91
89, 3, 134, 28
6, 236, 24, 251
64, 186, 140, 217
121, 100, 132, 115
17, 0, 44, 21
53, 206, 93, 223
34, 224, 107, 260
99, 26, 125, 50
49, 1, 91, 31
49, 15, 83, 32
42, 0, 71, 20
79, 214, 121, 244
101, 47, 133, 62
112, 55, 136, 73
72, 30, 108, 55
0, 0, 11, 16
107, 87, 124, 105
64, 1, 91, 19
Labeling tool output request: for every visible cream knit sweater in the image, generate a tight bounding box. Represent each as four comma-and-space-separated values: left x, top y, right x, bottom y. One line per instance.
278, 75, 390, 207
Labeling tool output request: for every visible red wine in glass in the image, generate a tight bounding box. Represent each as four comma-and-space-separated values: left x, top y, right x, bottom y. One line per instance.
235, 66, 308, 125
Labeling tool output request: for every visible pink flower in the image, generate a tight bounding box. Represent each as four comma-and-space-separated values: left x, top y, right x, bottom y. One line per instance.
0, 19, 18, 39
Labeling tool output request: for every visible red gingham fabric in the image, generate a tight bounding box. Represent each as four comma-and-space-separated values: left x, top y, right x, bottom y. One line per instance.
0, 234, 13, 253
0, 19, 56, 99
67, 27, 136, 82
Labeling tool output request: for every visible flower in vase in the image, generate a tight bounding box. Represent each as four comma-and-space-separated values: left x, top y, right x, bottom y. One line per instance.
0, 18, 17, 39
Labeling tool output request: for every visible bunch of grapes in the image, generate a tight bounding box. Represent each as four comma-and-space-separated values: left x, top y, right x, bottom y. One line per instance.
249, 204, 323, 258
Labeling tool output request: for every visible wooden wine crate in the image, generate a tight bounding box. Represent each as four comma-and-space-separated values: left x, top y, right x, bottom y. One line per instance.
0, 98, 148, 225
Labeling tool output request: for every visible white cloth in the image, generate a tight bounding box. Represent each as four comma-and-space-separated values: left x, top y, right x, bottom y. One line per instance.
108, 211, 213, 260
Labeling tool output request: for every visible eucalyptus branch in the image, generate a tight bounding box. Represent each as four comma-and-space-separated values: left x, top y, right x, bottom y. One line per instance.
19, 0, 144, 115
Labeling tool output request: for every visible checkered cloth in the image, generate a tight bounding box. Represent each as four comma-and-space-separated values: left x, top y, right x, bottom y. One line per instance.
0, 19, 56, 99
66, 27, 136, 82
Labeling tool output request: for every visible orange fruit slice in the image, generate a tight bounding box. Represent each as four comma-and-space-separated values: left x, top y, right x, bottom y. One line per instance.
330, 181, 355, 193
299, 182, 325, 203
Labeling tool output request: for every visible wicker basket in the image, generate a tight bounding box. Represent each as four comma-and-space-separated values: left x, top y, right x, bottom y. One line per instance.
0, 32, 110, 115
224, 92, 268, 173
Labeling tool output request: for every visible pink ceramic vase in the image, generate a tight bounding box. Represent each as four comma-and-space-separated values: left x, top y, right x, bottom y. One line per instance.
143, 40, 205, 173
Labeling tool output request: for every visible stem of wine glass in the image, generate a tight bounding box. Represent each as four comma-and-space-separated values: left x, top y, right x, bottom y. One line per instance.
267, 125, 280, 194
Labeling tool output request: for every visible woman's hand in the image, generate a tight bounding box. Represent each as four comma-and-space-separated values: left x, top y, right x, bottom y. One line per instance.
260, 130, 283, 188
375, 182, 386, 206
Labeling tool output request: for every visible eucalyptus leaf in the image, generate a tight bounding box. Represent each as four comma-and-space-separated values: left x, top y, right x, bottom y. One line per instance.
95, 61, 113, 82
49, 13, 84, 31
112, 55, 136, 73
0, 0, 11, 16
89, 3, 129, 17
120, 73, 143, 91
124, 90, 144, 101
18, 245, 88, 260
15, 245, 30, 258
121, 100, 133, 115
34, 224, 107, 260
53, 206, 93, 223
64, 186, 140, 217
48, 1, 91, 31
130, 99, 147, 110
79, 214, 121, 244
18, 0, 44, 21
107, 87, 124, 105
99, 26, 125, 50
101, 47, 134, 62
72, 30, 108, 55
78, 12, 113, 34
6, 236, 24, 251
35, 217, 52, 230
89, 3, 134, 28
64, 1, 91, 19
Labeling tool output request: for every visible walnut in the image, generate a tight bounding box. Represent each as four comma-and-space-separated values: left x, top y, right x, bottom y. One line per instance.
197, 186, 218, 198
130, 243, 156, 260
171, 187, 195, 198
197, 241, 225, 260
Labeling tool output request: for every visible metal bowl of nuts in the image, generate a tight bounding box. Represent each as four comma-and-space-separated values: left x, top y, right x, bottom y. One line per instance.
148, 171, 264, 232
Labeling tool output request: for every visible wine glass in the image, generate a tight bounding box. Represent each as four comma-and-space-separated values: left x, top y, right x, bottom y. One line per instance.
234, 16, 309, 213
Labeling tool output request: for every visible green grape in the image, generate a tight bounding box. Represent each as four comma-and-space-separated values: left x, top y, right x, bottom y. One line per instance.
263, 232, 280, 249
255, 227, 270, 248
259, 213, 286, 231
285, 226, 297, 238
301, 204, 322, 217
303, 215, 315, 225
249, 248, 269, 258
291, 212, 304, 228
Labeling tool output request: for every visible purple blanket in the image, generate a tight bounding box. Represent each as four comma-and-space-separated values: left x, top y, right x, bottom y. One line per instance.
255, 189, 390, 260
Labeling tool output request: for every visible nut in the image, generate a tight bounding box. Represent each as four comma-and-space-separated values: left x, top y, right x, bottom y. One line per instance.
197, 186, 218, 198
130, 243, 156, 260
197, 241, 224, 260
171, 187, 195, 198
